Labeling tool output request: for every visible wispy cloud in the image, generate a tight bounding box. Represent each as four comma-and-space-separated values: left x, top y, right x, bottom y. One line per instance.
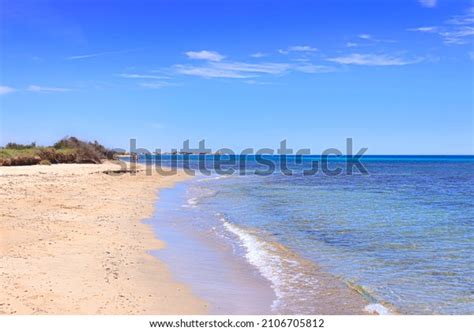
358, 34, 373, 40
440, 27, 474, 44
357, 34, 395, 43
327, 53, 423, 66
346, 42, 358, 48
278, 45, 318, 54
244, 80, 273, 85
441, 7, 474, 44
294, 64, 336, 73
170, 48, 421, 82
27, 85, 73, 92
174, 58, 333, 79
213, 62, 291, 75
119, 73, 170, 79
185, 50, 225, 62
418, 0, 437, 8
174, 59, 292, 79
408, 7, 474, 44
139, 82, 175, 89
250, 52, 268, 58
68, 52, 108, 60
175, 64, 254, 79
407, 26, 438, 32
288, 45, 318, 52
118, 73, 174, 89
0, 85, 16, 95
67, 50, 129, 60
446, 7, 474, 25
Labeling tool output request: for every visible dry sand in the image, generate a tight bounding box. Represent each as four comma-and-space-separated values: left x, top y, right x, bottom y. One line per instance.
0, 162, 207, 314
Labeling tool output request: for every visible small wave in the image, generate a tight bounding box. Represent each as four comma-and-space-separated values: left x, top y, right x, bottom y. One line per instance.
182, 197, 199, 208
364, 303, 391, 315
218, 214, 285, 311
182, 185, 219, 208
187, 197, 198, 205
218, 214, 378, 314
198, 175, 231, 182
348, 282, 393, 315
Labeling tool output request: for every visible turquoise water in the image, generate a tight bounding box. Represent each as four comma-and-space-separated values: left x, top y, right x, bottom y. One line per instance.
142, 156, 474, 314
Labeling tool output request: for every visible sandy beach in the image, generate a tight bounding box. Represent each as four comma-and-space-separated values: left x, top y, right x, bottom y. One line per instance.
0, 162, 207, 314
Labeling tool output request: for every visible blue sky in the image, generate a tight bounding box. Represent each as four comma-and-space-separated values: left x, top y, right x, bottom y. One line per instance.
0, 0, 473, 154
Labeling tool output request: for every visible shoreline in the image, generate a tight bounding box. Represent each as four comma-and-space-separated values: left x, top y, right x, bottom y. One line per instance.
1, 162, 388, 315
0, 162, 207, 314
147, 180, 277, 314
148, 175, 375, 315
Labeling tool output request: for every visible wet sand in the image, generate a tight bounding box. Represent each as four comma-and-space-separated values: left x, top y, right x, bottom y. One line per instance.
147, 181, 277, 314
147, 178, 373, 315
0, 162, 207, 314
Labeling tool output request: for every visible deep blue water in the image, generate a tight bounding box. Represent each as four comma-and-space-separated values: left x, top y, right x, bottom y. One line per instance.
134, 155, 474, 314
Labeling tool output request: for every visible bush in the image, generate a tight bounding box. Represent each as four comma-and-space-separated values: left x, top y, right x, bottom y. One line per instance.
53, 136, 115, 163
0, 137, 116, 166
37, 148, 75, 164
39, 159, 52, 165
0, 158, 12, 166
52, 137, 80, 149
10, 155, 41, 166
4, 142, 36, 150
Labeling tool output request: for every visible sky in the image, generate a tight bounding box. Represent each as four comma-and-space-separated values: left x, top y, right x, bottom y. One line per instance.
0, 0, 473, 154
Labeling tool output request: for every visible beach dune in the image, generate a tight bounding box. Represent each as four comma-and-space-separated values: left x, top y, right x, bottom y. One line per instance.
0, 162, 207, 314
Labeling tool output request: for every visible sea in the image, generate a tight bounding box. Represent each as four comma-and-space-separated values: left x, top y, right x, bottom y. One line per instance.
133, 155, 473, 314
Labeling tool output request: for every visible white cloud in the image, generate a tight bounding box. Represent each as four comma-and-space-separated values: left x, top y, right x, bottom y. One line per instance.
346, 42, 358, 48
250, 52, 267, 58
418, 0, 437, 8
327, 53, 422, 66
67, 50, 129, 60
288, 45, 318, 52
294, 64, 336, 73
440, 26, 474, 44
356, 34, 395, 43
358, 34, 373, 40
185, 50, 225, 62
244, 80, 273, 85
174, 58, 336, 79
68, 52, 109, 60
175, 61, 292, 79
28, 85, 72, 92
279, 45, 318, 54
175, 65, 253, 79
446, 7, 474, 25
119, 73, 170, 79
139, 82, 174, 89
408, 7, 474, 44
441, 8, 474, 44
0, 85, 16, 95
407, 26, 438, 32
214, 62, 291, 75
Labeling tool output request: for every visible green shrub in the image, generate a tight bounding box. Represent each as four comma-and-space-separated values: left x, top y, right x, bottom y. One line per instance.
4, 142, 36, 150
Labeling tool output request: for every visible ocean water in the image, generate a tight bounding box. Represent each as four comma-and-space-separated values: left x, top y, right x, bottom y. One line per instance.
140, 156, 474, 314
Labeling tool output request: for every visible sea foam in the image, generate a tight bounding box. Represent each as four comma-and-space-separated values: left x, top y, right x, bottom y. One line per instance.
219, 214, 284, 311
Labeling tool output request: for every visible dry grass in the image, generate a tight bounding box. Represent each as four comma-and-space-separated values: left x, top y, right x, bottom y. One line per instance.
0, 137, 115, 166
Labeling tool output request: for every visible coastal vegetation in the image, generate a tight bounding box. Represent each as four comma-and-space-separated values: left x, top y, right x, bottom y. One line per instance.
0, 137, 115, 166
